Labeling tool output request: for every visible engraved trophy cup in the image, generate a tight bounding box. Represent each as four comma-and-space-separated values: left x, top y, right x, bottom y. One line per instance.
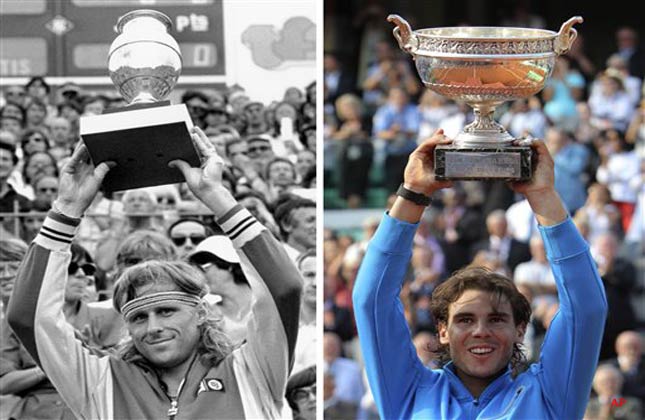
80, 9, 199, 193
388, 15, 583, 180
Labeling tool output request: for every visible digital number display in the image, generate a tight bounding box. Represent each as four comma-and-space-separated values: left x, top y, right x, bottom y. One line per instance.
73, 43, 217, 69
0, 38, 47, 75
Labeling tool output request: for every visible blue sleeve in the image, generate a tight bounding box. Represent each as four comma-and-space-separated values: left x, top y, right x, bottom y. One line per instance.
536, 218, 608, 419
352, 213, 435, 419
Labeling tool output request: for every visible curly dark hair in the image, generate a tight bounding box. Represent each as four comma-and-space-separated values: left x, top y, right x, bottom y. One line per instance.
429, 266, 532, 377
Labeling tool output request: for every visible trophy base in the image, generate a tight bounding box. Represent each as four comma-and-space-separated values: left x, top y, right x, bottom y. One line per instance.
434, 145, 532, 181
80, 103, 199, 193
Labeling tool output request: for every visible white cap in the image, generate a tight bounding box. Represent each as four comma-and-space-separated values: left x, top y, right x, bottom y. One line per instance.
188, 235, 240, 264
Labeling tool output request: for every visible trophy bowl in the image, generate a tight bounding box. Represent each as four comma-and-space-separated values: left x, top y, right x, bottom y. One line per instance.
388, 15, 583, 180
108, 9, 182, 104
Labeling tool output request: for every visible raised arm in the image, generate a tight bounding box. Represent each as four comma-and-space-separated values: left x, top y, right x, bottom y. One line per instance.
353, 130, 452, 419
170, 127, 302, 409
6, 143, 115, 419
509, 139, 608, 419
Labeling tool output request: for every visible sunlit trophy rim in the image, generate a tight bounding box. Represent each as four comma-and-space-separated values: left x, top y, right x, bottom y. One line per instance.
389, 15, 582, 147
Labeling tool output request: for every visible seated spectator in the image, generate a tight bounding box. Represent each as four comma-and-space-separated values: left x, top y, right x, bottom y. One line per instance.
0, 238, 75, 419
0, 115, 24, 139
81, 95, 107, 117
417, 90, 456, 142
499, 97, 547, 139
2, 85, 26, 107
167, 218, 212, 260
591, 232, 638, 361
584, 364, 642, 420
589, 69, 636, 132
544, 126, 589, 214
246, 133, 275, 174
293, 250, 317, 375
0, 102, 26, 130
189, 235, 251, 344
608, 331, 645, 400
373, 87, 420, 193
513, 235, 557, 297
285, 365, 316, 420
573, 183, 622, 242
234, 190, 281, 239
273, 195, 316, 261
295, 149, 316, 184
471, 209, 531, 276
94, 188, 165, 272
323, 368, 358, 420
32, 175, 58, 211
0, 140, 31, 235
596, 129, 640, 233
542, 56, 583, 131
331, 93, 373, 208
20, 128, 50, 157
203, 104, 229, 130
23, 98, 49, 133
323, 332, 365, 406
265, 156, 299, 200
21, 151, 59, 200
243, 101, 268, 135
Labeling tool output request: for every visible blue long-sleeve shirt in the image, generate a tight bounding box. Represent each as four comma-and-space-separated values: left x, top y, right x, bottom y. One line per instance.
353, 213, 607, 419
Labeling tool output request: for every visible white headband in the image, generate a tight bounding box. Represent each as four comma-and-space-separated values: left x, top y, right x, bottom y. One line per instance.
120, 291, 201, 320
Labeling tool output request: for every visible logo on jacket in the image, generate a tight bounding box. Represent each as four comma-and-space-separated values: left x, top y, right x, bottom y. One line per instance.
198, 378, 225, 395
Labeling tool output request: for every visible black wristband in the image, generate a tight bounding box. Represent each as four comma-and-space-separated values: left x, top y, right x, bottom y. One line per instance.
396, 184, 431, 206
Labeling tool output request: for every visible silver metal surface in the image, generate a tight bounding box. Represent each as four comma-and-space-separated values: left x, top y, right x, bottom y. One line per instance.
108, 10, 182, 104
388, 14, 582, 149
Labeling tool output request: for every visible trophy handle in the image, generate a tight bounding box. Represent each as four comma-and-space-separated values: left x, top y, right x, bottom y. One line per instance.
387, 14, 419, 55
554, 16, 583, 55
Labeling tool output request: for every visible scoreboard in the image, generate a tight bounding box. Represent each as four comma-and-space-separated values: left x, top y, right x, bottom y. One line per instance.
0, 0, 225, 85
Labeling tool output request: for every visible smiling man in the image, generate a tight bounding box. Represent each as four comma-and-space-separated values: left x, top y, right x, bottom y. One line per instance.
7, 127, 303, 419
353, 130, 608, 419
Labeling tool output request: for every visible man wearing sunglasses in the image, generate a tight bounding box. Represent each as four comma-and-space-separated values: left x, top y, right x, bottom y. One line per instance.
167, 218, 212, 259
7, 127, 303, 419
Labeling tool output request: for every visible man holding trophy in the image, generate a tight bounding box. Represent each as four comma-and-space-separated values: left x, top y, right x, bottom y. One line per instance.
352, 15, 608, 420
7, 126, 303, 419
353, 130, 608, 419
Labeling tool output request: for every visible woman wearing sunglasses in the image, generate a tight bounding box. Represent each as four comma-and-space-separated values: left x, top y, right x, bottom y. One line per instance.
0, 241, 95, 419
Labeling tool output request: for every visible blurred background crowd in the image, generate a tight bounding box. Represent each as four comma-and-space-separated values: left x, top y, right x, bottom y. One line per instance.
323, 1, 644, 419
0, 77, 317, 418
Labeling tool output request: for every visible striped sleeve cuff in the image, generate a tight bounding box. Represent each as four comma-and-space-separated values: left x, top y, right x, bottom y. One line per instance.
34, 211, 81, 251
217, 204, 266, 248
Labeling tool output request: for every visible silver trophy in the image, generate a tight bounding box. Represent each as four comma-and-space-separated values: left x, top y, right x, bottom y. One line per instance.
388, 15, 583, 180
81, 9, 198, 193
108, 9, 181, 104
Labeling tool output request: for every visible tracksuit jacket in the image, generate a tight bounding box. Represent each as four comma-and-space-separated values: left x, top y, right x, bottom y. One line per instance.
7, 205, 302, 419
353, 213, 608, 419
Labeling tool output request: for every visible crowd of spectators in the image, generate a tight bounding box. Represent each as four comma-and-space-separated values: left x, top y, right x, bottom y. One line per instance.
0, 77, 317, 418
324, 12, 644, 420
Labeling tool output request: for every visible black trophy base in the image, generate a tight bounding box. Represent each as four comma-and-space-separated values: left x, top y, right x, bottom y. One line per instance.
434, 145, 532, 181
80, 103, 199, 193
